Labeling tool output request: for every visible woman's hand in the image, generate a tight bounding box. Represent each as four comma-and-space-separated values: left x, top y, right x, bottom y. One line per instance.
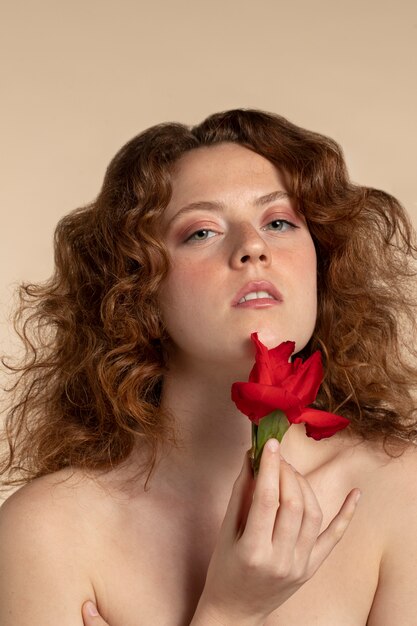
193, 438, 361, 625
81, 439, 360, 626
82, 601, 109, 626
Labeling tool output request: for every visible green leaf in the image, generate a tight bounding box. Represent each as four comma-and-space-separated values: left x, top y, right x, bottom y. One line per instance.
252, 410, 290, 476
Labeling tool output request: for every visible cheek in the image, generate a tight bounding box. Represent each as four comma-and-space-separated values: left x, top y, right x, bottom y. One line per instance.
302, 252, 317, 295
289, 244, 317, 315
281, 242, 317, 287
305, 258, 317, 311
165, 253, 220, 295
300, 238, 317, 278
158, 265, 208, 322
305, 250, 318, 321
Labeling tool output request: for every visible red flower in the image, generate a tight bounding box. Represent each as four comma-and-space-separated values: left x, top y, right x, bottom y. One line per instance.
231, 333, 349, 440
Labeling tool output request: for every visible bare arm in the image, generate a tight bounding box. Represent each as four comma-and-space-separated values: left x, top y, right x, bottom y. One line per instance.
366, 454, 417, 625
0, 485, 96, 625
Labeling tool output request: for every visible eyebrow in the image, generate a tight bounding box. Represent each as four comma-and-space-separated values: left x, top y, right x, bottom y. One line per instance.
167, 190, 292, 226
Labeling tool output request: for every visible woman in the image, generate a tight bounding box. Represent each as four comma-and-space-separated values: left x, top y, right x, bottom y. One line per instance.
1, 109, 417, 625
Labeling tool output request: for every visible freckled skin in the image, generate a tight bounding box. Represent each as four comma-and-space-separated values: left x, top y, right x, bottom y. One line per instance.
159, 142, 317, 372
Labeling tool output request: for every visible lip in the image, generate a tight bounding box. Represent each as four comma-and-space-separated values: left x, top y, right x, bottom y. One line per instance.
231, 280, 283, 307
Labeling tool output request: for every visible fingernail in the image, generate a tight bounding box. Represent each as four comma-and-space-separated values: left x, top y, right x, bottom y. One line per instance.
354, 490, 362, 505
86, 601, 99, 617
266, 438, 279, 452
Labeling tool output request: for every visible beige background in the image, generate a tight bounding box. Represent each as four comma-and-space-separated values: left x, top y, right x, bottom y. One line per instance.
0, 0, 416, 414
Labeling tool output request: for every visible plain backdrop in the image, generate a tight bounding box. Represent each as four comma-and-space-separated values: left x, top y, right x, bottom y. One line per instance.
1, 0, 416, 484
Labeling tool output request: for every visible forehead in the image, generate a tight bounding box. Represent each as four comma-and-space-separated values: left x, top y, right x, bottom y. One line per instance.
168, 143, 288, 205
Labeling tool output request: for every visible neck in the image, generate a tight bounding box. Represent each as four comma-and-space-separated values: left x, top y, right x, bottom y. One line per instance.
140, 357, 343, 508
155, 360, 251, 505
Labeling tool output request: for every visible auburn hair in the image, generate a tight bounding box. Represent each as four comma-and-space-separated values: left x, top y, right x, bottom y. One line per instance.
2, 108, 417, 489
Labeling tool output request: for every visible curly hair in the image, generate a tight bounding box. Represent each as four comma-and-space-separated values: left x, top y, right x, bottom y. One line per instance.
2, 108, 417, 490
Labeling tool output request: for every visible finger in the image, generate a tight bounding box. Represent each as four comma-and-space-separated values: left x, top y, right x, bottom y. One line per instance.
292, 471, 323, 556
218, 450, 254, 544
244, 438, 281, 541
309, 488, 361, 573
82, 601, 110, 626
271, 459, 304, 560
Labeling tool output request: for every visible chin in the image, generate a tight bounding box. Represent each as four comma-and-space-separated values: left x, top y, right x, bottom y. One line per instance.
255, 329, 292, 349
255, 329, 312, 353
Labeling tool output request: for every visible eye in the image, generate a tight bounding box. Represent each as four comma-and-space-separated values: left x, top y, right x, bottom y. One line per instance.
185, 228, 218, 243
263, 219, 298, 233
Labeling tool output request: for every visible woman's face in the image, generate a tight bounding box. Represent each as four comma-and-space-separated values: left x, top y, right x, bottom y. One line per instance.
158, 142, 317, 370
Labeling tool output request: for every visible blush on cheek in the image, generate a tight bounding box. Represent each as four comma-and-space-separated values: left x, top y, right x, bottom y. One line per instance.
176, 265, 211, 290
159, 269, 205, 319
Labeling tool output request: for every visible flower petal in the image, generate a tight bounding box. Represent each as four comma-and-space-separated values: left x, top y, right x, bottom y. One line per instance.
291, 407, 350, 440
284, 351, 323, 405
231, 381, 302, 425
249, 333, 294, 385
248, 333, 274, 385
268, 340, 296, 367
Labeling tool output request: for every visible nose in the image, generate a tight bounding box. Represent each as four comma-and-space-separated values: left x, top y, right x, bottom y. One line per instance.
229, 223, 271, 269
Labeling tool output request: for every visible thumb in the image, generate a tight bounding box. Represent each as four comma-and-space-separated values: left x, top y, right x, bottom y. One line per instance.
82, 601, 110, 626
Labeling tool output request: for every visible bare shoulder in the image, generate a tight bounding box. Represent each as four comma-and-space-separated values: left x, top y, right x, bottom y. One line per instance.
374, 441, 417, 528
0, 467, 123, 625
346, 437, 417, 514
359, 441, 417, 624
1, 468, 105, 542
0, 462, 138, 561
362, 439, 417, 497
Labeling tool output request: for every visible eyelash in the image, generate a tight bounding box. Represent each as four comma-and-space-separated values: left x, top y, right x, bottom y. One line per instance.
263, 219, 299, 234
184, 219, 299, 243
